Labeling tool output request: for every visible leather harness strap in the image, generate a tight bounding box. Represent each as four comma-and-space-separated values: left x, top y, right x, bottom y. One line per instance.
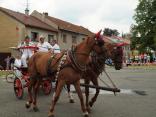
47, 54, 57, 76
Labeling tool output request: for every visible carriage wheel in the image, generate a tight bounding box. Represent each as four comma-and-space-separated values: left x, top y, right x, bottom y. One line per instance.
6, 72, 16, 83
42, 80, 52, 95
14, 78, 24, 99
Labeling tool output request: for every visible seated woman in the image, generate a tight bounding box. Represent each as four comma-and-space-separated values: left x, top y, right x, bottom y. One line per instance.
13, 55, 22, 77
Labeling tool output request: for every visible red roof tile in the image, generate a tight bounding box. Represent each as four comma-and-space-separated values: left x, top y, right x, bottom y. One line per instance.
46, 15, 93, 35
0, 7, 58, 32
103, 35, 130, 46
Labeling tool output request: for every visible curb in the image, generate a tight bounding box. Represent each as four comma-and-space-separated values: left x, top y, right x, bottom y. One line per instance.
0, 70, 12, 71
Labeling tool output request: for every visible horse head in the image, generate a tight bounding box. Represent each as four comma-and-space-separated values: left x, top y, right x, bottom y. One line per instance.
105, 43, 123, 70
113, 45, 123, 70
87, 30, 105, 54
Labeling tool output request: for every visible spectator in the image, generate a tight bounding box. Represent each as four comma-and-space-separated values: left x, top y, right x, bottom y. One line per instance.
4, 56, 11, 70
140, 53, 144, 64
0, 65, 4, 70
144, 53, 147, 63
147, 54, 150, 63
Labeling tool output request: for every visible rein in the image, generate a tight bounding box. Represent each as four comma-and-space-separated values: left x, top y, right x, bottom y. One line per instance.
90, 51, 106, 74
75, 52, 90, 56
90, 52, 119, 96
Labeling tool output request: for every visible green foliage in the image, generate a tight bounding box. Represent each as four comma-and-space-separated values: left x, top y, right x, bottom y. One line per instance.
103, 28, 120, 36
131, 0, 156, 51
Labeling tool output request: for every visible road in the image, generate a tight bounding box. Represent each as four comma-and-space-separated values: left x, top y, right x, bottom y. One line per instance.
0, 67, 156, 117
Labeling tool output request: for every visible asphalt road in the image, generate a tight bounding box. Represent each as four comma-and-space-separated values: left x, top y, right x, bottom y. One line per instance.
0, 67, 156, 117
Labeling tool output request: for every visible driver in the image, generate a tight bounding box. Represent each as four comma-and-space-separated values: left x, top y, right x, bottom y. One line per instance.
18, 36, 35, 67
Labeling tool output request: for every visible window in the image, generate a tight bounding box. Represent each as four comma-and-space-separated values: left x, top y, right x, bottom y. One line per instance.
48, 35, 54, 43
31, 32, 38, 42
63, 34, 67, 43
82, 38, 85, 41
72, 35, 77, 44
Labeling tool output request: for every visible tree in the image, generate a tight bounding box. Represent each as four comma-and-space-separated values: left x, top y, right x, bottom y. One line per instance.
103, 28, 119, 36
131, 0, 156, 51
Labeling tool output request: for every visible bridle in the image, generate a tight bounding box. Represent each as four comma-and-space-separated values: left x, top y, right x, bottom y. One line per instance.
90, 51, 106, 74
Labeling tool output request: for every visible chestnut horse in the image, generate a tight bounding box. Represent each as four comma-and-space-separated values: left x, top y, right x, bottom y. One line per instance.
66, 42, 123, 112
25, 30, 105, 117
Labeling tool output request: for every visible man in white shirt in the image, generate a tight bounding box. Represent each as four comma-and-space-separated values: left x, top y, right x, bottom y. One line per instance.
51, 39, 61, 53
37, 35, 53, 52
18, 36, 35, 67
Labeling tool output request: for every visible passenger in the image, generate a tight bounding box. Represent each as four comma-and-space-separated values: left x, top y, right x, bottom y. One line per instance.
37, 35, 53, 52
50, 39, 61, 53
18, 36, 35, 67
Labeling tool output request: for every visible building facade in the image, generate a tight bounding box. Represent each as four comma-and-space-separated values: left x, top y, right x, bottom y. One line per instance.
0, 7, 57, 68
31, 11, 93, 50
0, 7, 93, 68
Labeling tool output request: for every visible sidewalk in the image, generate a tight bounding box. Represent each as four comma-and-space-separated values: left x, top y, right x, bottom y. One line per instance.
123, 63, 156, 70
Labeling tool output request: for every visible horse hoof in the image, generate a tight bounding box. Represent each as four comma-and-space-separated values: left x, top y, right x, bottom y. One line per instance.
48, 112, 54, 117
87, 107, 91, 113
33, 106, 39, 112
69, 99, 75, 103
25, 102, 31, 109
89, 101, 93, 107
83, 112, 89, 117
84, 114, 89, 117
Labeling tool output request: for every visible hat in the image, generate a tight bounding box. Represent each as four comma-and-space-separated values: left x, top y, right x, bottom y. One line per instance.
39, 35, 44, 39
25, 35, 30, 39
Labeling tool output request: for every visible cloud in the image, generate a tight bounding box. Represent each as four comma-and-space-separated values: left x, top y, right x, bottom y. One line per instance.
0, 0, 138, 34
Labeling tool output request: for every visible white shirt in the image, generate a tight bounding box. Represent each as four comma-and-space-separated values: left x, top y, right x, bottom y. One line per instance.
14, 59, 22, 68
14, 58, 22, 77
37, 42, 52, 52
18, 42, 35, 54
52, 44, 61, 53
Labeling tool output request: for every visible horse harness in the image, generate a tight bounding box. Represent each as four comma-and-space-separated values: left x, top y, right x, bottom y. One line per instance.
89, 51, 106, 74
46, 47, 89, 80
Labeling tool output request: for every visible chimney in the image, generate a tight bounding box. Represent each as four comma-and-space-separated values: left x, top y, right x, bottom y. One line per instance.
25, 8, 29, 16
42, 12, 48, 21
43, 12, 48, 17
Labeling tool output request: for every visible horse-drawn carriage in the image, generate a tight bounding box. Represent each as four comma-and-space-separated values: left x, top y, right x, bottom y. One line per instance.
9, 46, 52, 99
9, 30, 125, 117
13, 67, 52, 99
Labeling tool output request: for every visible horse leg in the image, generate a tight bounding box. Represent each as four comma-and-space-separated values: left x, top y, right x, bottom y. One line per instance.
32, 79, 41, 112
66, 84, 75, 103
89, 77, 99, 107
84, 79, 91, 113
74, 81, 89, 117
48, 80, 65, 117
25, 77, 36, 109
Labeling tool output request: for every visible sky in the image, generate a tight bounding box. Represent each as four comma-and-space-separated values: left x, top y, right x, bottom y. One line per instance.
0, 0, 138, 34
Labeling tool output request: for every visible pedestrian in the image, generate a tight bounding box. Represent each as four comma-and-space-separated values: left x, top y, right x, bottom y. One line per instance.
144, 53, 147, 64
4, 56, 11, 70
147, 54, 150, 63
140, 53, 144, 64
